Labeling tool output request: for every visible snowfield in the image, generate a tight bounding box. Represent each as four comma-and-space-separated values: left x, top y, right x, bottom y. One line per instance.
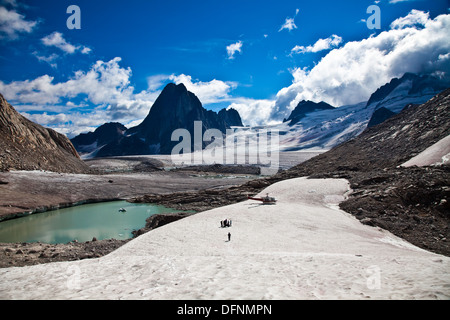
401, 134, 450, 167
0, 177, 449, 300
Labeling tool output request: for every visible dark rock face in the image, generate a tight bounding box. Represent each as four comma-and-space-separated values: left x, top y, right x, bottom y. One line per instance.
95, 134, 151, 158
71, 83, 244, 156
0, 94, 89, 173
367, 107, 397, 128
218, 108, 243, 127
71, 122, 127, 155
127, 83, 230, 155
132, 212, 196, 237
338, 166, 450, 256
366, 73, 450, 108
284, 100, 334, 125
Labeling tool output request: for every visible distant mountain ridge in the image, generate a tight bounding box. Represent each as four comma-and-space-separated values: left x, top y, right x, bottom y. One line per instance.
284, 100, 335, 126
366, 72, 450, 113
72, 83, 243, 157
264, 72, 450, 152
71, 122, 127, 155
0, 94, 88, 173
72, 73, 449, 158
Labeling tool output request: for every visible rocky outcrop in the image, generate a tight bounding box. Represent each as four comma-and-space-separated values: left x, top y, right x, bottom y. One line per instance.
129, 177, 272, 212
126, 83, 243, 154
338, 166, 449, 254
284, 100, 334, 125
132, 212, 196, 237
70, 122, 127, 156
0, 239, 129, 268
173, 163, 261, 175
218, 108, 243, 127
367, 107, 396, 128
366, 72, 450, 113
0, 94, 89, 173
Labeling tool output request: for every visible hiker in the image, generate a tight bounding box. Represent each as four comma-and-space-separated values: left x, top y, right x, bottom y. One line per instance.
228, 232, 231, 241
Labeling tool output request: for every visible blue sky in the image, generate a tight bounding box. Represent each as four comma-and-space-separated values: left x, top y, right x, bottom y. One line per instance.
0, 0, 449, 137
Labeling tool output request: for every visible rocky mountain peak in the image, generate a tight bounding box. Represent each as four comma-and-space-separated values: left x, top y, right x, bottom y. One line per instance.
72, 83, 244, 157
0, 94, 89, 173
284, 100, 335, 125
366, 73, 450, 112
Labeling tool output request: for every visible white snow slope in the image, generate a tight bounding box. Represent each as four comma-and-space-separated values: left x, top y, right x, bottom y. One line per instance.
1, 177, 449, 300
401, 134, 450, 167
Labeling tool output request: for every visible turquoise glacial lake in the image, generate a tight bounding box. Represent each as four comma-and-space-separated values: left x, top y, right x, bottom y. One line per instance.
0, 201, 186, 244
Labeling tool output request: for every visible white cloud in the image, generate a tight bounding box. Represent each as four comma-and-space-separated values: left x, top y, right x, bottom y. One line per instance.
147, 74, 270, 126
146, 74, 170, 91
279, 9, 299, 32
33, 52, 59, 69
20, 109, 113, 138
0, 57, 158, 136
0, 57, 134, 105
169, 74, 237, 104
0, 57, 243, 136
227, 98, 276, 127
226, 41, 243, 60
390, 9, 429, 29
20, 112, 69, 126
0, 6, 37, 39
41, 32, 91, 54
270, 10, 450, 121
81, 46, 92, 54
291, 35, 343, 54
279, 18, 297, 32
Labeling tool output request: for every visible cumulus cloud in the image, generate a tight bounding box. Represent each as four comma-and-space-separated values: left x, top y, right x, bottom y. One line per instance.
0, 6, 37, 39
270, 10, 450, 121
291, 35, 343, 54
41, 32, 91, 54
146, 74, 170, 91
0, 57, 157, 136
227, 98, 276, 127
0, 56, 242, 136
390, 9, 429, 29
20, 109, 113, 138
226, 41, 243, 60
169, 74, 238, 104
0, 57, 134, 105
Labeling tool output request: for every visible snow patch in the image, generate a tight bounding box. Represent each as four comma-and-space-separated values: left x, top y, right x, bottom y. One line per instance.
401, 134, 450, 167
1, 177, 448, 300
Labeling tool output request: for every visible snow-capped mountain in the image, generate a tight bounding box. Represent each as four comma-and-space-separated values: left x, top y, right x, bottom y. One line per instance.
228, 72, 449, 155
72, 73, 449, 161
366, 73, 449, 113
